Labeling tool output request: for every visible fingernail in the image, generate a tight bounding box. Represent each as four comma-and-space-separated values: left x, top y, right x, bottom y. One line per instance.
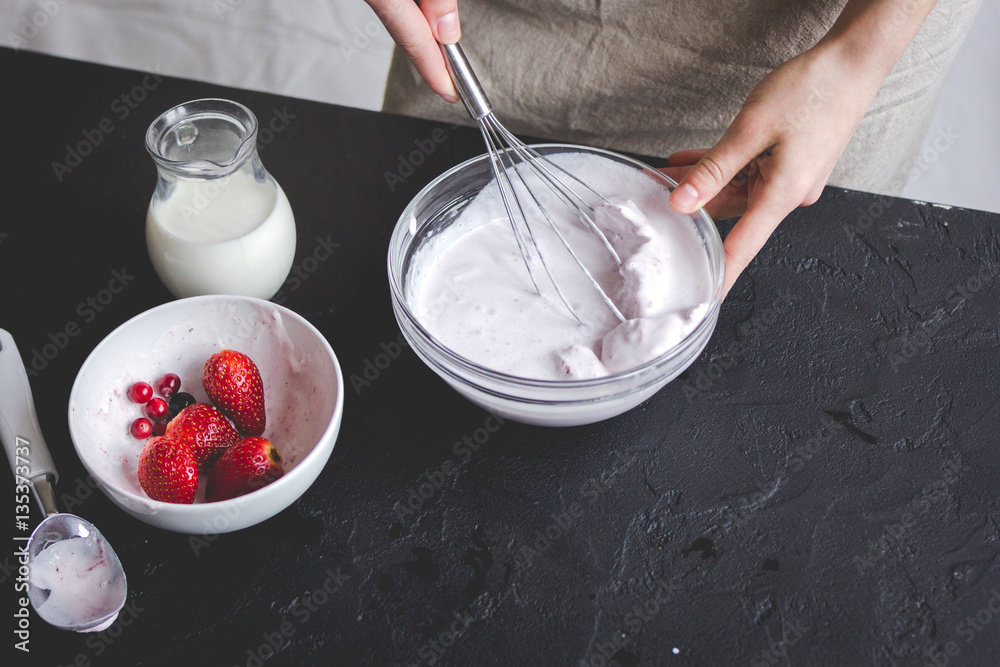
441, 91, 459, 104
437, 12, 460, 44
670, 183, 699, 212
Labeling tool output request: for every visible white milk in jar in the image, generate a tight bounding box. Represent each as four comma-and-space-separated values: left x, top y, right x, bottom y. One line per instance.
145, 99, 296, 299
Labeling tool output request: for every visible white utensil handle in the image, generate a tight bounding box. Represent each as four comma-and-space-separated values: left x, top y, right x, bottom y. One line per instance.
0, 328, 58, 485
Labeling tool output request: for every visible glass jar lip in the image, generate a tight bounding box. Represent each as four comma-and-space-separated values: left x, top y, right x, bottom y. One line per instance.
145, 98, 258, 176
387, 143, 727, 390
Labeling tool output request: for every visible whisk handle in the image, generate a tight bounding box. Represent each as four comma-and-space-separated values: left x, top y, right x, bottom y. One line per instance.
440, 42, 492, 121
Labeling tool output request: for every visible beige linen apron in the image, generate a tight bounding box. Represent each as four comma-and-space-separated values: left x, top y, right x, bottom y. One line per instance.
383, 0, 981, 195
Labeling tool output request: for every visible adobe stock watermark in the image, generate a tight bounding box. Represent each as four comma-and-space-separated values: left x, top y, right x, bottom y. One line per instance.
13, 437, 32, 653
843, 196, 891, 242
340, 20, 388, 63
923, 587, 1000, 667
777, 80, 833, 134
844, 125, 960, 241
188, 456, 294, 555
894, 125, 960, 193
880, 0, 936, 40
254, 106, 297, 153
580, 576, 682, 667
853, 456, 966, 575
393, 414, 505, 524
271, 234, 341, 305
24, 267, 136, 377
33, 597, 146, 664
517, 452, 633, 568
237, 567, 350, 667
56, 474, 101, 515
169, 172, 236, 225
5, 0, 72, 51
681, 288, 800, 403
405, 606, 478, 667
887, 260, 998, 370
74, 600, 146, 664
719, 412, 842, 531
0, 554, 20, 589
214, 0, 245, 21
351, 277, 459, 395
349, 332, 411, 396
219, 303, 268, 345
749, 620, 809, 667
187, 494, 258, 556
51, 70, 164, 182
160, 105, 297, 230
384, 126, 456, 192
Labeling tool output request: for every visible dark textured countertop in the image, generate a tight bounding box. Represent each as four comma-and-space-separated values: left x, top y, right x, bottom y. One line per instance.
3, 47, 999, 667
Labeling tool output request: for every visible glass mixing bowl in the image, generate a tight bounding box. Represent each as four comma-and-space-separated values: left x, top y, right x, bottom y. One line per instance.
388, 144, 725, 426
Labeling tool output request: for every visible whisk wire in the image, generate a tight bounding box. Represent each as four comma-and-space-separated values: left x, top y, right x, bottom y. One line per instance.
492, 122, 627, 323
479, 118, 587, 325
442, 41, 627, 326
477, 123, 540, 291
497, 128, 624, 268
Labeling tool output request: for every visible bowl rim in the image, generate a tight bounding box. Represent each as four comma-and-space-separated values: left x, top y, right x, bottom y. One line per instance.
387, 142, 726, 390
67, 294, 345, 514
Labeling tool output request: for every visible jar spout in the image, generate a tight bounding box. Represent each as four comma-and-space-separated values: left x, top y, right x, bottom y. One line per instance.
146, 98, 260, 178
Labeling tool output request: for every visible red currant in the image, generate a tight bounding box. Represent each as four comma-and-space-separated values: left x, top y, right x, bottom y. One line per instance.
156, 373, 181, 398
128, 382, 153, 404
144, 397, 169, 421
130, 418, 152, 439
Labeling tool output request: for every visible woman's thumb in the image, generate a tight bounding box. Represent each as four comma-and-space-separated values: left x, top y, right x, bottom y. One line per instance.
669, 120, 767, 215
669, 151, 741, 214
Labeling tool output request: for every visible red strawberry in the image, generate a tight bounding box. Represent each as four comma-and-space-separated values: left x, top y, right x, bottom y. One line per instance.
206, 436, 284, 502
202, 350, 266, 436
165, 403, 240, 470
138, 436, 199, 504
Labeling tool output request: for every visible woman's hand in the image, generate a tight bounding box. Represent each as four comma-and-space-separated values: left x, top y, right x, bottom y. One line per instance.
364, 0, 462, 102
664, 0, 939, 297
661, 44, 874, 296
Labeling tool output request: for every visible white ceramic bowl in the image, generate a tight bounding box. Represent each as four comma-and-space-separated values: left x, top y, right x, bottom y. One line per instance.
388, 144, 725, 426
68, 296, 343, 534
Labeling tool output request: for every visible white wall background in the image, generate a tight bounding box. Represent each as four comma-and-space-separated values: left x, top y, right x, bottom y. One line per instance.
2, 0, 997, 213
899, 0, 999, 213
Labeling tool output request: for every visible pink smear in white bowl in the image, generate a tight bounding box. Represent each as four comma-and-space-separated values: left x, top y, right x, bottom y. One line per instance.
68, 296, 343, 534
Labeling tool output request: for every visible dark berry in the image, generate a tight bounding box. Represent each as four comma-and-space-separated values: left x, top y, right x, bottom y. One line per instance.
130, 418, 153, 439
168, 392, 197, 420
156, 373, 181, 398
128, 382, 153, 404
144, 397, 169, 421
152, 420, 167, 437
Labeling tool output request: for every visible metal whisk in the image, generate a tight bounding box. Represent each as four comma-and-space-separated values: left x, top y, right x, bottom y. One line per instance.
441, 42, 626, 325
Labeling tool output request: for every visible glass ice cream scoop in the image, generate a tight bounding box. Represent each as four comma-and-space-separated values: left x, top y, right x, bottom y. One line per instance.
0, 329, 127, 632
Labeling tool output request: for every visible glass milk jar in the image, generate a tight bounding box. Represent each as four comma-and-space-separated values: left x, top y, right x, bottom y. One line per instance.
145, 99, 296, 299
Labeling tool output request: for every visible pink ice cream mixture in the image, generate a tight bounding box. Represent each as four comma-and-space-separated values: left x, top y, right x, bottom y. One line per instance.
408, 151, 713, 380
29, 530, 125, 631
